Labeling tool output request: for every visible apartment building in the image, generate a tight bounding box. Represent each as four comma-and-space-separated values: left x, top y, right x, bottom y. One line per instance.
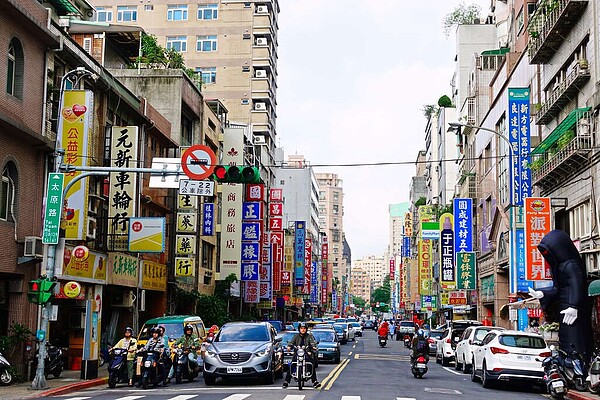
353, 255, 387, 291
351, 266, 370, 303
89, 0, 280, 183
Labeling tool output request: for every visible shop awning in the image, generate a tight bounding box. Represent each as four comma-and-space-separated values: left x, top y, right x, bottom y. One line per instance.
46, 0, 80, 16
531, 107, 591, 155
589, 280, 600, 296
481, 48, 510, 56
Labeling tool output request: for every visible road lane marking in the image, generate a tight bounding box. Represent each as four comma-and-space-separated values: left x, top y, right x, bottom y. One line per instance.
64, 398, 91, 400
324, 358, 350, 391
321, 358, 347, 387
222, 395, 251, 400
354, 353, 359, 359
442, 366, 463, 376
166, 396, 198, 400
348, 351, 352, 355
353, 354, 411, 361
341, 397, 361, 400
115, 396, 145, 400
425, 387, 462, 395
397, 398, 417, 400
282, 395, 306, 400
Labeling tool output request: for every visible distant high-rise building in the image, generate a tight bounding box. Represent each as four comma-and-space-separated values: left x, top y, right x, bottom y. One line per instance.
354, 255, 386, 291
351, 267, 370, 303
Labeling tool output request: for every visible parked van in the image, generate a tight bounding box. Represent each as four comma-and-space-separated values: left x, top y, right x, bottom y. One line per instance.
137, 315, 207, 346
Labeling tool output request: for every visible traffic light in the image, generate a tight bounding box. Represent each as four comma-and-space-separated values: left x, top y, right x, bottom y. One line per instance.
213, 165, 261, 184
27, 278, 57, 305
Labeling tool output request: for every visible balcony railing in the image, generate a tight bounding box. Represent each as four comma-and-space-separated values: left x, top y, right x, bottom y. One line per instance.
536, 63, 590, 125
531, 135, 592, 192
528, 0, 588, 64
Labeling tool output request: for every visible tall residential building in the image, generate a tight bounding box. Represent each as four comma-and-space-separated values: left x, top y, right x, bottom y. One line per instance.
351, 267, 370, 303
89, 0, 280, 183
316, 173, 345, 308
353, 255, 386, 291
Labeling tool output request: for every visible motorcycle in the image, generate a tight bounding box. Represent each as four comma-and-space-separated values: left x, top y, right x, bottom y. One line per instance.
290, 345, 314, 390
174, 346, 199, 384
588, 348, 600, 394
411, 354, 428, 379
137, 349, 167, 389
403, 334, 412, 349
30, 342, 64, 380
542, 345, 567, 399
0, 351, 13, 386
555, 347, 587, 391
378, 335, 387, 348
108, 348, 130, 388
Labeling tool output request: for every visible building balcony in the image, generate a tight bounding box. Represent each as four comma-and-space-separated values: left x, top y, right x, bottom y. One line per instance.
530, 108, 592, 192
536, 63, 590, 125
528, 0, 588, 64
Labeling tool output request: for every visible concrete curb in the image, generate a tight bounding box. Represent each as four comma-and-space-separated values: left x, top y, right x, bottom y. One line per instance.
33, 377, 107, 398
566, 390, 599, 400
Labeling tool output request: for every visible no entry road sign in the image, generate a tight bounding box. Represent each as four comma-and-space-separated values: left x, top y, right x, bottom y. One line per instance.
181, 145, 216, 180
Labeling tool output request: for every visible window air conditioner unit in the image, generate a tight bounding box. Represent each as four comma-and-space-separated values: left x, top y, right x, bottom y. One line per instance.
255, 70, 267, 78
255, 38, 268, 46
254, 102, 267, 111
113, 290, 136, 307
256, 5, 268, 14
253, 135, 267, 145
24, 236, 43, 258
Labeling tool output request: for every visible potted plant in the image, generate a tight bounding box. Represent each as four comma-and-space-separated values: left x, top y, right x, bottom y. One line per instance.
539, 322, 560, 341
557, 129, 575, 150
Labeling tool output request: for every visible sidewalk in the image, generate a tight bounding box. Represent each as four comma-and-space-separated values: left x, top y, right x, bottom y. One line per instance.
0, 369, 107, 400
567, 390, 600, 400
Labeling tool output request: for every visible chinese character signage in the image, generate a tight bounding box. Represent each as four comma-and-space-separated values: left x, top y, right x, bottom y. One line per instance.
177, 213, 197, 233
303, 238, 312, 294
525, 197, 551, 280
244, 280, 259, 303
269, 203, 283, 216
404, 212, 412, 237
294, 221, 306, 286
175, 257, 195, 277
242, 222, 261, 241
389, 259, 395, 281
269, 188, 283, 202
508, 88, 532, 205
243, 202, 262, 220
58, 90, 93, 240
453, 198, 473, 256
42, 173, 65, 244
108, 126, 138, 251
176, 235, 196, 255
448, 290, 467, 305
439, 213, 455, 289
456, 251, 476, 290
55, 242, 107, 283
418, 239, 432, 295
241, 242, 260, 262
242, 262, 259, 281
402, 236, 411, 257
202, 203, 214, 236
107, 253, 138, 287
510, 207, 532, 293
246, 184, 264, 201
141, 260, 167, 291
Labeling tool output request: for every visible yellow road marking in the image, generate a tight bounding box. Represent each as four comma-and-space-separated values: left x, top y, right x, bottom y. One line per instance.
324, 358, 350, 390
320, 357, 347, 388
354, 354, 359, 359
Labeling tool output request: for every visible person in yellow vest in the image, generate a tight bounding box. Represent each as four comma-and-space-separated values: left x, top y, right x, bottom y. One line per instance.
111, 327, 137, 386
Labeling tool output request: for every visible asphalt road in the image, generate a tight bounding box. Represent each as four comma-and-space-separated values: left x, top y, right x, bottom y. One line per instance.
47, 329, 546, 400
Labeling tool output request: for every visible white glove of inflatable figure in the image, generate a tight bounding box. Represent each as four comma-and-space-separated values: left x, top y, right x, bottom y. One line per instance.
560, 307, 578, 325
528, 287, 544, 299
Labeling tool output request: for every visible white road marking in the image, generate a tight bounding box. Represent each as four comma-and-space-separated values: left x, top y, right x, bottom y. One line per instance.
166, 396, 198, 400
222, 395, 251, 400
425, 387, 462, 394
341, 396, 361, 400
397, 398, 417, 400
63, 398, 91, 400
348, 351, 352, 355
283, 395, 306, 400
442, 366, 463, 376
115, 396, 146, 400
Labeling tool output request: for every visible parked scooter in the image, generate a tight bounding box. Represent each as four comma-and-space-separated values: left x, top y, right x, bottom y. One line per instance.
108, 348, 130, 388
290, 345, 314, 390
137, 349, 167, 389
555, 347, 587, 391
0, 351, 13, 386
411, 354, 428, 379
30, 342, 64, 380
378, 335, 387, 348
542, 345, 568, 399
174, 346, 199, 384
587, 348, 600, 394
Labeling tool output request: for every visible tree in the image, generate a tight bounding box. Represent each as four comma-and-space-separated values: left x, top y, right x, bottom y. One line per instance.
442, 2, 482, 37
437, 95, 453, 108
422, 104, 439, 119
371, 275, 391, 312
353, 296, 366, 308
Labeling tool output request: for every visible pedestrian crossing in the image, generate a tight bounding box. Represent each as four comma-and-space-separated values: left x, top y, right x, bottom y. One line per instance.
61, 395, 416, 400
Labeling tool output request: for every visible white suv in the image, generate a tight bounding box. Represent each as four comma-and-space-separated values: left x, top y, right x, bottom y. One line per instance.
471, 330, 550, 388
454, 326, 505, 373
436, 320, 481, 366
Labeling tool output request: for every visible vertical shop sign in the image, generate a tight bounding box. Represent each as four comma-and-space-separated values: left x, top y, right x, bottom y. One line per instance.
508, 88, 532, 205
456, 251, 476, 290
439, 213, 455, 289
454, 198, 473, 256
525, 197, 552, 280
303, 238, 312, 294
418, 239, 432, 295
389, 259, 395, 280
244, 281, 259, 303
322, 241, 329, 304
294, 221, 306, 286
202, 203, 214, 236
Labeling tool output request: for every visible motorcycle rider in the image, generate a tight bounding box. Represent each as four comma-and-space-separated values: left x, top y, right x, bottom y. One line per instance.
168, 324, 200, 381
378, 319, 389, 339
282, 322, 320, 389
411, 329, 430, 362
157, 326, 172, 383
139, 327, 166, 386
110, 327, 137, 386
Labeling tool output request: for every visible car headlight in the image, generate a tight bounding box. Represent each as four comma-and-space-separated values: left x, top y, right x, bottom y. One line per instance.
206, 348, 217, 358
255, 345, 271, 357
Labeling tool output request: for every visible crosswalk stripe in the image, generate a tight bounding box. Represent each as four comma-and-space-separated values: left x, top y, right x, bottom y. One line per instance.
341, 396, 361, 400
166, 396, 197, 400
282, 395, 306, 400
115, 396, 145, 400
63, 398, 91, 400
222, 395, 251, 400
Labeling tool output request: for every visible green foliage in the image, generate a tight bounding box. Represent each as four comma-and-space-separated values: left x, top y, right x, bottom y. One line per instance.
414, 197, 427, 207
437, 95, 453, 108
557, 129, 575, 150
528, 157, 545, 171
195, 294, 230, 327
215, 273, 239, 299
352, 296, 366, 309
422, 104, 439, 119
0, 322, 32, 380
442, 2, 482, 37
370, 275, 391, 312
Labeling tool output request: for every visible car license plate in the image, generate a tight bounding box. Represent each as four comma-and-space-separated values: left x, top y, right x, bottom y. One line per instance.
416, 363, 426, 368
552, 381, 564, 389
227, 367, 243, 374
517, 355, 531, 361
318, 353, 324, 358
144, 361, 151, 367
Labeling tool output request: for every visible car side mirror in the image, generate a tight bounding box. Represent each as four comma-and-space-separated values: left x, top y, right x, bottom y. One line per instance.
274, 337, 282, 343
205, 336, 214, 343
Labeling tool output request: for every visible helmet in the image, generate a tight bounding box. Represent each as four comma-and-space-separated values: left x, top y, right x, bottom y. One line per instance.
157, 325, 165, 334
150, 327, 158, 334
417, 329, 425, 339
184, 324, 193, 333
125, 327, 133, 335
298, 322, 308, 329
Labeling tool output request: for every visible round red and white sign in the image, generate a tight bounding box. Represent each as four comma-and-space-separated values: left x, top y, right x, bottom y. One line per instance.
181, 145, 217, 180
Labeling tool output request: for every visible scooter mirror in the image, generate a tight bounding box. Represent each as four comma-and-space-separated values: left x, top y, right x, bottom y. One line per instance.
550, 344, 556, 351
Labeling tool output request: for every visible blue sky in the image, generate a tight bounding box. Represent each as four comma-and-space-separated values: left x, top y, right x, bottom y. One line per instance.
276, 0, 491, 259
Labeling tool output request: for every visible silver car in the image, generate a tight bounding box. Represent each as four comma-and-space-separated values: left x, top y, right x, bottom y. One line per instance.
203, 322, 283, 385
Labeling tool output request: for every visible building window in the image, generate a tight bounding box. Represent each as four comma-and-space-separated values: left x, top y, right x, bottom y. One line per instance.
198, 4, 218, 20
195, 67, 216, 84
167, 5, 188, 21
166, 36, 187, 52
96, 7, 113, 22
332, 204, 339, 215
6, 39, 23, 99
0, 163, 17, 222
570, 202, 591, 239
144, 5, 153, 11
333, 192, 339, 201
181, 114, 194, 146
117, 6, 137, 22
196, 35, 217, 52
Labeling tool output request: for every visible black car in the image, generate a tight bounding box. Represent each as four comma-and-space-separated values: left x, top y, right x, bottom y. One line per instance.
364, 320, 375, 330
311, 329, 341, 364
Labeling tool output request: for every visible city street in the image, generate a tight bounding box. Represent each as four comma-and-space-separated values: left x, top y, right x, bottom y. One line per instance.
46, 330, 546, 400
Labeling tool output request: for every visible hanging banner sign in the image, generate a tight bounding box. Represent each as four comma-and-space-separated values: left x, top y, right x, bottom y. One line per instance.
418, 239, 432, 295
303, 238, 312, 294
508, 88, 532, 206
294, 221, 306, 286
456, 251, 476, 290
202, 203, 214, 236
175, 257, 195, 277
525, 197, 552, 280
439, 213, 455, 289
454, 198, 473, 256
389, 259, 395, 281
244, 281, 260, 303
